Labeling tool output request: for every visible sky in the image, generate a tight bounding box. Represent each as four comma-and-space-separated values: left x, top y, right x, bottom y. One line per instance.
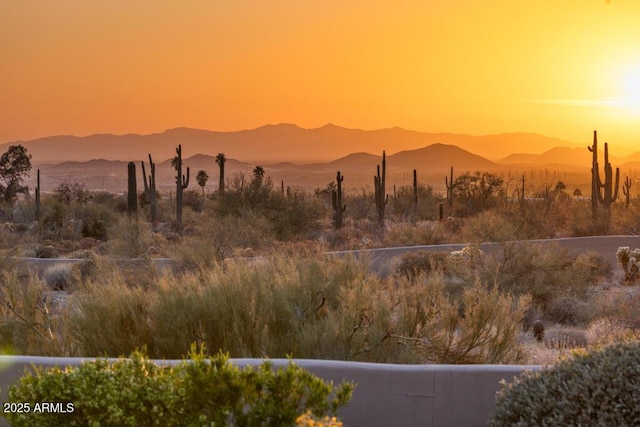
3, 1, 640, 153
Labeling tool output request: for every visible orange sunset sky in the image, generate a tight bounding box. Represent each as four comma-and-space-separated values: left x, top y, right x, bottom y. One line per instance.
2, 1, 640, 153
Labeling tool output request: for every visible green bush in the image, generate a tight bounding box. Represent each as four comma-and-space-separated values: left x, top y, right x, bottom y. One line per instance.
6, 348, 354, 427
491, 341, 640, 426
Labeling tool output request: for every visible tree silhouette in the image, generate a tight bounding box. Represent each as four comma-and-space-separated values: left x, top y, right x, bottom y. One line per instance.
253, 165, 264, 181
196, 170, 209, 199
215, 153, 226, 196
0, 145, 32, 203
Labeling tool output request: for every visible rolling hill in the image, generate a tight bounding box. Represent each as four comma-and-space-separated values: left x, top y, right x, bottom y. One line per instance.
2, 124, 583, 165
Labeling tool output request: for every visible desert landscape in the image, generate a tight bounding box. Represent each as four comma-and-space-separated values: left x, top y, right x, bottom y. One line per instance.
3, 1, 640, 425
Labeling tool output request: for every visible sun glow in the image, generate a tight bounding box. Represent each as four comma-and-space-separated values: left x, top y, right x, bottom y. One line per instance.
620, 66, 640, 115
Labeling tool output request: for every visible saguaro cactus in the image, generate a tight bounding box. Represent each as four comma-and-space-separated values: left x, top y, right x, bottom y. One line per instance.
141, 154, 158, 228
35, 169, 41, 221
174, 144, 190, 232
445, 166, 455, 209
623, 176, 632, 208
589, 131, 620, 226
519, 174, 525, 212
332, 171, 346, 229
127, 162, 138, 215
215, 153, 226, 197
588, 131, 600, 220
412, 169, 418, 223
374, 151, 388, 228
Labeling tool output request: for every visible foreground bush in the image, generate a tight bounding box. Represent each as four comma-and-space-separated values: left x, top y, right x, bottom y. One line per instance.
491, 341, 640, 426
6, 347, 354, 427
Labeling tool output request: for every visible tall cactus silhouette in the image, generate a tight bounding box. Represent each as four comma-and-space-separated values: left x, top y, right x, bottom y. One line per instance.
141, 154, 158, 228
127, 162, 138, 216
332, 171, 346, 229
374, 151, 388, 228
623, 176, 632, 208
412, 169, 418, 223
215, 153, 226, 197
445, 166, 455, 209
35, 169, 41, 221
588, 131, 600, 220
174, 144, 190, 232
519, 174, 525, 213
588, 130, 619, 226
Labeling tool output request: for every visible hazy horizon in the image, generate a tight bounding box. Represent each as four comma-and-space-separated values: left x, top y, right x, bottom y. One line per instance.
3, 2, 640, 153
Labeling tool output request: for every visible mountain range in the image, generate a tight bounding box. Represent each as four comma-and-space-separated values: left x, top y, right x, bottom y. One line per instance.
2, 123, 589, 165
6, 124, 640, 192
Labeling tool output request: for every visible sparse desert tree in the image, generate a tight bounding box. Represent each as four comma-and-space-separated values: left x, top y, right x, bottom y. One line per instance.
453, 171, 504, 216
0, 145, 32, 203
253, 165, 265, 184
196, 169, 209, 200
54, 182, 91, 205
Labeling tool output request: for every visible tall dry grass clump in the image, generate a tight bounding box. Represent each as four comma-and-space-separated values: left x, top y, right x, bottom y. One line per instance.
0, 269, 70, 356
67, 269, 155, 357
64, 250, 529, 363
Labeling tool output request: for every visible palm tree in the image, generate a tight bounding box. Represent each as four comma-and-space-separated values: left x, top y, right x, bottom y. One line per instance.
215, 153, 226, 196
252, 165, 265, 186
196, 170, 209, 199
253, 165, 265, 179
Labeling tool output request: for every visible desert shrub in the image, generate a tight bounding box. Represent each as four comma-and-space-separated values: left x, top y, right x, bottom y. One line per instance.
108, 216, 154, 258
42, 263, 73, 290
325, 219, 380, 249
182, 189, 204, 212
216, 181, 323, 240
149, 253, 373, 360
68, 276, 155, 357
5, 348, 354, 427
0, 270, 65, 355
66, 250, 527, 364
268, 190, 324, 239
37, 199, 69, 240
33, 243, 58, 258
546, 296, 593, 326
77, 203, 116, 240
395, 250, 449, 280
532, 320, 545, 342
596, 287, 640, 331
542, 326, 588, 349
172, 212, 273, 271
390, 275, 530, 364
492, 341, 640, 426
476, 242, 607, 308
384, 221, 445, 246
586, 318, 638, 347
521, 305, 544, 331
457, 210, 520, 243
54, 182, 91, 205
452, 171, 504, 217
341, 191, 376, 223
390, 183, 441, 221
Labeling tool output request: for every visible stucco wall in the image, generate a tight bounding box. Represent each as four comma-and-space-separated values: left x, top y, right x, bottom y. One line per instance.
0, 356, 539, 427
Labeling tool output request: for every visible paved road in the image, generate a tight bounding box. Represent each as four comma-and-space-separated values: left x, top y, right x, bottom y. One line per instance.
9, 235, 640, 276
328, 235, 640, 274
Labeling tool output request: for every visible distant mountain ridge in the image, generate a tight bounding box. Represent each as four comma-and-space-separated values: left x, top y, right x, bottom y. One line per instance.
2, 123, 584, 165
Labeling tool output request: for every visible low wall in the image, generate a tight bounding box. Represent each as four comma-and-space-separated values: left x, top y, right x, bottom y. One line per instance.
0, 356, 539, 427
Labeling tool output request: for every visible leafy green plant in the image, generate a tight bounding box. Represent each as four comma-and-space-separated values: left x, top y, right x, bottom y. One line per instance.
5, 347, 354, 427
492, 341, 640, 426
